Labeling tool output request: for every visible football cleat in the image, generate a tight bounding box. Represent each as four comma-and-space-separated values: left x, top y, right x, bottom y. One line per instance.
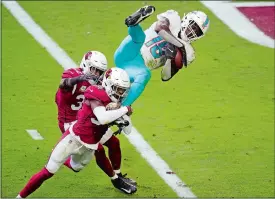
118, 173, 137, 186
125, 5, 156, 27
111, 176, 137, 194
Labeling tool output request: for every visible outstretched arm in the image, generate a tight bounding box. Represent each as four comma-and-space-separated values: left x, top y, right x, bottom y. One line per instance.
59, 73, 97, 90
154, 10, 186, 48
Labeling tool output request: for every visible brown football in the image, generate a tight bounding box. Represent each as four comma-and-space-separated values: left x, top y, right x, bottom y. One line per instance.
174, 48, 184, 69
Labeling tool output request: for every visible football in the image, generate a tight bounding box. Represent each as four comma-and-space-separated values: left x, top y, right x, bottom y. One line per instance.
174, 48, 184, 69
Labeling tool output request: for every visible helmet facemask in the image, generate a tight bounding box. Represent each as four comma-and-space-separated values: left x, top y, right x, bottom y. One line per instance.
80, 51, 108, 85
102, 68, 131, 103
88, 65, 106, 85
181, 19, 203, 42
111, 84, 129, 102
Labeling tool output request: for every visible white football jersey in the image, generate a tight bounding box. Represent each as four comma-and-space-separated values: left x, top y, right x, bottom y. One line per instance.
141, 22, 167, 70
141, 10, 195, 70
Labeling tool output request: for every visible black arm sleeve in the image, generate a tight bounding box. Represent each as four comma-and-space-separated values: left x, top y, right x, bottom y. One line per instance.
59, 76, 83, 89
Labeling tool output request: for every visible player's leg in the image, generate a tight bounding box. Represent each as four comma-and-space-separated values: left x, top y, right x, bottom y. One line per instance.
114, 25, 146, 67
94, 145, 116, 177
17, 131, 77, 198
94, 129, 117, 178
103, 135, 137, 186
114, 6, 155, 67
121, 58, 151, 106
65, 148, 94, 172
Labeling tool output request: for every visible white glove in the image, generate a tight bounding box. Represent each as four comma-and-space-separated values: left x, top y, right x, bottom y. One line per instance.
121, 115, 132, 135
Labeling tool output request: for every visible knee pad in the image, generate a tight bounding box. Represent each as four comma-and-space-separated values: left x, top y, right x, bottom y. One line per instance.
46, 158, 63, 174
70, 159, 85, 172
135, 69, 151, 85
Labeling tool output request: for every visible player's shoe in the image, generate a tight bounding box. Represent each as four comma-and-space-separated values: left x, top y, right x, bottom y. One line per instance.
125, 5, 155, 27
118, 173, 137, 186
111, 176, 137, 194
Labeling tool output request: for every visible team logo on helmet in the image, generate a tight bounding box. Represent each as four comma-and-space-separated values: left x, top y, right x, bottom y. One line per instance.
105, 69, 112, 79
202, 17, 209, 29
84, 51, 93, 60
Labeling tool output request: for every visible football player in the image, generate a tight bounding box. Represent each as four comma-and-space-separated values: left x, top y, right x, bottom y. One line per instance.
16, 68, 136, 198
114, 6, 210, 106
55, 51, 136, 191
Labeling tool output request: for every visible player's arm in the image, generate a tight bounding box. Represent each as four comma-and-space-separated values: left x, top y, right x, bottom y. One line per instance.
155, 10, 185, 48
59, 73, 96, 90
161, 43, 187, 81
90, 100, 132, 125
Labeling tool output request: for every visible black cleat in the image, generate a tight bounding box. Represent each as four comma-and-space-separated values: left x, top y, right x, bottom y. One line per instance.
125, 5, 156, 27
118, 173, 137, 186
111, 176, 137, 194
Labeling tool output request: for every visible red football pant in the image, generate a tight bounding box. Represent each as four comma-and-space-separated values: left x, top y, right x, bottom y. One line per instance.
19, 167, 53, 198
95, 135, 121, 177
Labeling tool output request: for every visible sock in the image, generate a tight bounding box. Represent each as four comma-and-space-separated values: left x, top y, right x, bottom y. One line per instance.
19, 167, 53, 198
95, 145, 115, 177
114, 169, 121, 175
104, 136, 122, 170
110, 173, 118, 180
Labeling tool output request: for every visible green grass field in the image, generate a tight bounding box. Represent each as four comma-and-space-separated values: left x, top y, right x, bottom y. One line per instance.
2, 1, 274, 198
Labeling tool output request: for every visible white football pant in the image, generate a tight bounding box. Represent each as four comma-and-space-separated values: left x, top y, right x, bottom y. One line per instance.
45, 131, 94, 174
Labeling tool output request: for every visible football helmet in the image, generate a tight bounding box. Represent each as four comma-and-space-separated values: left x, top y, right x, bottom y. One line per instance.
180, 11, 210, 42
80, 51, 108, 84
102, 68, 130, 102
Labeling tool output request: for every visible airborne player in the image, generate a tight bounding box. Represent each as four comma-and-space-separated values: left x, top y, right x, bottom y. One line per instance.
114, 6, 210, 106
16, 68, 136, 198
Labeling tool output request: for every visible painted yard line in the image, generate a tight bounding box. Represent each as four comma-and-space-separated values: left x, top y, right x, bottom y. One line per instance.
230, 2, 275, 7
26, 129, 44, 140
2, 1, 76, 70
201, 1, 274, 49
3, 1, 196, 198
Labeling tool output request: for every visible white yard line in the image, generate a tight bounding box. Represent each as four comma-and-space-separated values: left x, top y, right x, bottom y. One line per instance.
3, 1, 196, 198
2, 1, 76, 70
201, 1, 274, 49
26, 129, 44, 140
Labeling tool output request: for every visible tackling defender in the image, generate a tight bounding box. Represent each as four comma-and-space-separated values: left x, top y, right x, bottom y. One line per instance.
55, 51, 136, 193
115, 6, 210, 106
16, 68, 136, 198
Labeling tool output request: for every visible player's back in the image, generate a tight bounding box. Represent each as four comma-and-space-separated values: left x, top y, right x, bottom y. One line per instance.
72, 85, 112, 145
55, 68, 90, 123
141, 23, 168, 70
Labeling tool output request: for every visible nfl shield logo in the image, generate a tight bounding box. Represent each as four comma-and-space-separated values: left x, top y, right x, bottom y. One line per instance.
80, 86, 87, 92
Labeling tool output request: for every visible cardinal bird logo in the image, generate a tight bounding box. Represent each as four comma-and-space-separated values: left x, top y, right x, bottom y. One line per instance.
85, 51, 93, 60
105, 69, 112, 79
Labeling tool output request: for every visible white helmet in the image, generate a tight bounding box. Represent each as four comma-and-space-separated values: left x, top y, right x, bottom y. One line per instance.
80, 51, 108, 84
102, 68, 131, 102
180, 11, 210, 43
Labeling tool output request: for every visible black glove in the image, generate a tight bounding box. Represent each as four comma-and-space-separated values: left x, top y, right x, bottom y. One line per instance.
79, 73, 98, 82
164, 43, 177, 59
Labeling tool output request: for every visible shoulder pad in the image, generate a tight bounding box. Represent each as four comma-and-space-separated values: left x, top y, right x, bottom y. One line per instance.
84, 85, 110, 103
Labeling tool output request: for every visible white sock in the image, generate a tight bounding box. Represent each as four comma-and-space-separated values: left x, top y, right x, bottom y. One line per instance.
110, 173, 118, 180
16, 194, 22, 198
114, 169, 121, 174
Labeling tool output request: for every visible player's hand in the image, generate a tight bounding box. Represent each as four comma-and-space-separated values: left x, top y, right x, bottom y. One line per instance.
106, 102, 121, 110
79, 73, 98, 82
164, 43, 177, 59
126, 106, 133, 116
